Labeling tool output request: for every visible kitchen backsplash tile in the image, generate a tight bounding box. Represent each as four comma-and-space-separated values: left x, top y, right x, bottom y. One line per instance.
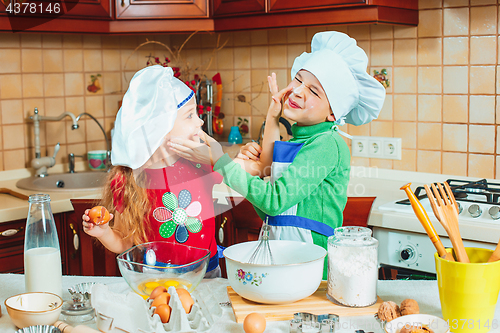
470, 36, 496, 64
442, 152, 467, 176
469, 125, 495, 154
469, 95, 495, 123
443, 7, 469, 36
469, 154, 495, 178
2, 2, 500, 179
470, 6, 497, 35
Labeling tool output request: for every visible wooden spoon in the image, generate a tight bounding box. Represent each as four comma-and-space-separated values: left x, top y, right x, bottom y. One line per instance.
488, 238, 500, 262
401, 183, 454, 261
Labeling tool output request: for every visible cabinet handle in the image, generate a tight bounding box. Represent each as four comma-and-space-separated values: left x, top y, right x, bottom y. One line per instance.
1, 226, 23, 237
69, 223, 80, 251
121, 0, 125, 6
218, 217, 227, 244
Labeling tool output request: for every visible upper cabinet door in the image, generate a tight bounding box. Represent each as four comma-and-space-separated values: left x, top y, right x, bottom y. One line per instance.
269, 0, 366, 12
63, 0, 112, 18
212, 0, 265, 17
269, 0, 417, 12
116, 0, 208, 19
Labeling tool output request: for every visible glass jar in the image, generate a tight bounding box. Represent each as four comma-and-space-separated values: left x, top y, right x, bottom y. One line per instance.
327, 226, 378, 307
24, 194, 63, 297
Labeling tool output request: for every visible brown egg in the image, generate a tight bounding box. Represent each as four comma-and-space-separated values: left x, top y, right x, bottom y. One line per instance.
88, 206, 110, 225
176, 288, 194, 314
149, 286, 167, 300
151, 292, 171, 308
243, 312, 266, 333
154, 304, 171, 323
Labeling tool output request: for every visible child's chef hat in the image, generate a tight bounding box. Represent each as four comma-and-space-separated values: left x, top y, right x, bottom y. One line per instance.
111, 65, 194, 169
291, 31, 385, 126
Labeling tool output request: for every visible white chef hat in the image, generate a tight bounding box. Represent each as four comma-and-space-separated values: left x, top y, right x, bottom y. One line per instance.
291, 31, 386, 126
111, 65, 194, 169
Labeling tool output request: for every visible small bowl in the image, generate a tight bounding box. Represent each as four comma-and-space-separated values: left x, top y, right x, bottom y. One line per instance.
384, 314, 450, 333
224, 240, 326, 304
5, 292, 63, 329
117, 241, 210, 298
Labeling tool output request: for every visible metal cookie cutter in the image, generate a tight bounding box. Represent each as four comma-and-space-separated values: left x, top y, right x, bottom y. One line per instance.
289, 312, 339, 333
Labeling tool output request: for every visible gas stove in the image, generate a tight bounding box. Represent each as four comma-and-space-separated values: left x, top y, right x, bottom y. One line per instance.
378, 178, 500, 225
372, 178, 499, 276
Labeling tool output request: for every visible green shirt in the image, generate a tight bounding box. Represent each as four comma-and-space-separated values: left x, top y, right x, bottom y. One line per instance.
214, 121, 351, 278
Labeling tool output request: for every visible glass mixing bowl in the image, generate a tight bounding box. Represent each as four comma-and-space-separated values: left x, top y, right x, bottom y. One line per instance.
116, 241, 210, 298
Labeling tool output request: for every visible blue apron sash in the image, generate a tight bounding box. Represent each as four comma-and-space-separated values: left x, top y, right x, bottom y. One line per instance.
267, 215, 335, 237
273, 141, 303, 163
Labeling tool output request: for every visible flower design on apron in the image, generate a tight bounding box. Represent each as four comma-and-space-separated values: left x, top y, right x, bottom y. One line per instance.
152, 189, 202, 243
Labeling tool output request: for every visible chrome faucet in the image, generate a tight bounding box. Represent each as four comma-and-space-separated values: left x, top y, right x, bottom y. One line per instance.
29, 108, 79, 177
75, 112, 111, 171
68, 153, 85, 173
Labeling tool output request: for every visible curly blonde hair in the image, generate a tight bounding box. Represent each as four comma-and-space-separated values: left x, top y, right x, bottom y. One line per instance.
99, 166, 151, 246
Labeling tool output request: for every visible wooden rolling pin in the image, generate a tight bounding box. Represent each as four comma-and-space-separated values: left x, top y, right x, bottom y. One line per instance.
54, 321, 100, 333
401, 183, 455, 261
488, 238, 500, 262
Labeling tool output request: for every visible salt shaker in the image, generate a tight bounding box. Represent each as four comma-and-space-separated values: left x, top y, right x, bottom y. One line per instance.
24, 193, 63, 297
327, 226, 378, 307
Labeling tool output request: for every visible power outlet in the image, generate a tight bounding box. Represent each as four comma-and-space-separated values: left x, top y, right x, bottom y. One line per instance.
351, 136, 402, 160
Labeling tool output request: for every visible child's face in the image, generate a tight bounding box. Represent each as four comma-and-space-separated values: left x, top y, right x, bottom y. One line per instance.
283, 70, 335, 126
168, 97, 203, 142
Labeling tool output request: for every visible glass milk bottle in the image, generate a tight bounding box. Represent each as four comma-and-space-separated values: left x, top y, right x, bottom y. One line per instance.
327, 226, 378, 307
24, 194, 63, 297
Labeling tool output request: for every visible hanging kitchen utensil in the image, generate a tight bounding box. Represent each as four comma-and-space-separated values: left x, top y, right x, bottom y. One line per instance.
424, 182, 469, 263
212, 73, 224, 135
196, 77, 214, 136
488, 238, 500, 262
401, 183, 454, 261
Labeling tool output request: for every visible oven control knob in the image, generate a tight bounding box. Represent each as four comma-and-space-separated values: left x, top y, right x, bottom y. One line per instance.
468, 204, 482, 218
488, 206, 500, 220
457, 202, 463, 214
400, 248, 414, 261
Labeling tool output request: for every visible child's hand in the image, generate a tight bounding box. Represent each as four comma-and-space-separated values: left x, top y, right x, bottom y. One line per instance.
237, 142, 262, 161
82, 208, 113, 238
268, 72, 293, 120
168, 131, 224, 166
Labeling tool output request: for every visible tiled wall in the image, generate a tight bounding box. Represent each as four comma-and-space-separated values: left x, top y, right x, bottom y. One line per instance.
0, 0, 498, 179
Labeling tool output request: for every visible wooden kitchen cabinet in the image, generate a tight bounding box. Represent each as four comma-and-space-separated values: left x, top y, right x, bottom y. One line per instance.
65, 199, 120, 277
0, 214, 66, 274
212, 0, 265, 17
115, 0, 208, 19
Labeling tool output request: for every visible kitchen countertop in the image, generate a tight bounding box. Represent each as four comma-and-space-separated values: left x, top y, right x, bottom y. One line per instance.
2, 273, 498, 333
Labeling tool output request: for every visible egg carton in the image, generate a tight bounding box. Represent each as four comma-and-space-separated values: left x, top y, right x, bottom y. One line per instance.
91, 283, 222, 333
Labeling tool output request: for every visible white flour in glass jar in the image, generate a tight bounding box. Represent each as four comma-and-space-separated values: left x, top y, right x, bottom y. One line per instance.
327, 227, 378, 307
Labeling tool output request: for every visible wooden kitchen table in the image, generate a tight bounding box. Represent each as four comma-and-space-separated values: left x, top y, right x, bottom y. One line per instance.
1, 274, 499, 333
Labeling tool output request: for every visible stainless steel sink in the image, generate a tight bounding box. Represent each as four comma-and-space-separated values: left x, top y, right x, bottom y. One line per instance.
16, 172, 108, 192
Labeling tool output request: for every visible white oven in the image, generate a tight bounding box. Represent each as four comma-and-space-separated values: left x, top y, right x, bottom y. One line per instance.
369, 178, 500, 276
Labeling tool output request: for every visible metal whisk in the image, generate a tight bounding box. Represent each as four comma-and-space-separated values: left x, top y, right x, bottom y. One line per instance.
247, 217, 275, 265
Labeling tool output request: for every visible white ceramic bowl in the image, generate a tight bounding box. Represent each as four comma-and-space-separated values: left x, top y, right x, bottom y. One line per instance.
385, 314, 450, 333
5, 292, 63, 329
223, 240, 327, 304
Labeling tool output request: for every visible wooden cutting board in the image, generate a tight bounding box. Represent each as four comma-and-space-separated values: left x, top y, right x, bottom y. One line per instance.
228, 281, 382, 323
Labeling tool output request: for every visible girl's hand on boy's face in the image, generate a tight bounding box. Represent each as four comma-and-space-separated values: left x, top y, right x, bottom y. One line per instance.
167, 131, 224, 166
268, 73, 293, 120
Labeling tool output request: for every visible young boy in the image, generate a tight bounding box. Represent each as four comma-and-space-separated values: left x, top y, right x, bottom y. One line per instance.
169, 31, 386, 278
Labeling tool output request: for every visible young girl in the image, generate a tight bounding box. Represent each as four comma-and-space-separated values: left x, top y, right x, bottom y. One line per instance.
82, 65, 223, 277
168, 31, 386, 278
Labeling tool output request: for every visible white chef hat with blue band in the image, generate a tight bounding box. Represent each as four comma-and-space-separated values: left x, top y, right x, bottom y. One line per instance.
291, 31, 386, 126
111, 65, 194, 169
